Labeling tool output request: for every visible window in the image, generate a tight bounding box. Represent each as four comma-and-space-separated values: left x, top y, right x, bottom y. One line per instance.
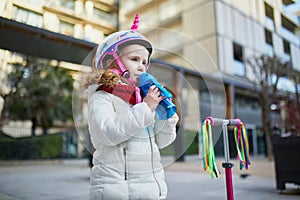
281, 14, 295, 33
236, 94, 260, 110
264, 3, 275, 30
233, 43, 245, 76
264, 3, 274, 20
233, 43, 243, 62
265, 29, 273, 45
59, 21, 74, 36
94, 8, 117, 27
60, 0, 75, 10
283, 40, 290, 54
280, 15, 298, 44
23, 0, 42, 6
283, 40, 291, 62
264, 29, 274, 56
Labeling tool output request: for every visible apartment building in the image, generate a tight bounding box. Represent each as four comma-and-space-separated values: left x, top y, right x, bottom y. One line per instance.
120, 0, 300, 156
0, 0, 119, 139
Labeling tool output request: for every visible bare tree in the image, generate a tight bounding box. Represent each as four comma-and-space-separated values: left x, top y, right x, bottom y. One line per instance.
246, 54, 289, 160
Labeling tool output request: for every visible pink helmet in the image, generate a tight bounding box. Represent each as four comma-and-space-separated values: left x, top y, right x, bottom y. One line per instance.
94, 14, 152, 78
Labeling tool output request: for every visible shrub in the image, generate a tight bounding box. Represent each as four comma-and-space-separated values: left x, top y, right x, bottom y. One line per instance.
0, 134, 63, 160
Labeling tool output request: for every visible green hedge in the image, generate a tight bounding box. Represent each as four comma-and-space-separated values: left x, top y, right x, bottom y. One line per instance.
185, 130, 199, 155
0, 134, 63, 160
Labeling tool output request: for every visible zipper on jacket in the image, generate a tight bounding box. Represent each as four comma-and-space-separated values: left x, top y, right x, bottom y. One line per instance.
123, 148, 128, 181
147, 127, 162, 197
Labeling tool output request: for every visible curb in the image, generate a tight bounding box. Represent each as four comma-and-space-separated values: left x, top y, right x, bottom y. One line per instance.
0, 158, 89, 167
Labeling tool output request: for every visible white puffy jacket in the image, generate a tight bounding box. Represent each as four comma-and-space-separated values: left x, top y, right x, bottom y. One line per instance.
88, 85, 178, 200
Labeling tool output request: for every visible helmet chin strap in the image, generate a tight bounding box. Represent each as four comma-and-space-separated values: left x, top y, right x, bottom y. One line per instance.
112, 52, 136, 85
111, 52, 142, 103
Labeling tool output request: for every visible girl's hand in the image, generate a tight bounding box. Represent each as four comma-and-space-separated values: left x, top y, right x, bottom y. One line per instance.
143, 85, 165, 112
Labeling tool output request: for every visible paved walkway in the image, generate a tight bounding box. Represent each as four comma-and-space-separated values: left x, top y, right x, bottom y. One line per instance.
0, 156, 299, 200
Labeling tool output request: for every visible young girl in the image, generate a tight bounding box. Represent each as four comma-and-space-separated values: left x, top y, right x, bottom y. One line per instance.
83, 14, 178, 200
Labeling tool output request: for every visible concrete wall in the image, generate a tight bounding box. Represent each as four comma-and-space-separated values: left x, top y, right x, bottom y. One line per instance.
182, 1, 218, 73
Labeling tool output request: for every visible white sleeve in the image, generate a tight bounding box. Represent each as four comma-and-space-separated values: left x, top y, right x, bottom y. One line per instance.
88, 91, 155, 147
154, 113, 179, 149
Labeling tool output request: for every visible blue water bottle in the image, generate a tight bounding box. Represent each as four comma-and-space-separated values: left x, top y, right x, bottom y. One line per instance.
139, 73, 177, 120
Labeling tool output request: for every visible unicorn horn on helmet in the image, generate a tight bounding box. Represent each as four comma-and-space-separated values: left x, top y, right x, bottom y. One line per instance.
94, 13, 152, 71
131, 13, 140, 31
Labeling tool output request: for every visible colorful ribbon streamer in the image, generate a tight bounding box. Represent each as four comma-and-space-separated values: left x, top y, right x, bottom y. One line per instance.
202, 119, 221, 178
201, 118, 251, 178
234, 122, 251, 170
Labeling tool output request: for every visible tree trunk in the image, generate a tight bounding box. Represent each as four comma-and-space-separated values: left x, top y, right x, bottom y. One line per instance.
0, 96, 9, 130
41, 117, 48, 135
261, 94, 273, 160
42, 127, 48, 135
294, 83, 300, 130
31, 117, 36, 136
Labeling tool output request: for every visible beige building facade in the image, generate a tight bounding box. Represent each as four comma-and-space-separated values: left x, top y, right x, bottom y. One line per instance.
120, 0, 300, 156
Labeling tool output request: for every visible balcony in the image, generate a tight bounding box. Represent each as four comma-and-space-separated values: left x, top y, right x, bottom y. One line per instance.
93, 0, 118, 13
124, 0, 167, 17
43, 5, 117, 35
0, 17, 96, 64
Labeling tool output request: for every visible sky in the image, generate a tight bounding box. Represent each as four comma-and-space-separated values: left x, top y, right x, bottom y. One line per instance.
284, 0, 300, 23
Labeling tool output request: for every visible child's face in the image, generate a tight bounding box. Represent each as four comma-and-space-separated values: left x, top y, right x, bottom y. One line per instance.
119, 44, 149, 85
